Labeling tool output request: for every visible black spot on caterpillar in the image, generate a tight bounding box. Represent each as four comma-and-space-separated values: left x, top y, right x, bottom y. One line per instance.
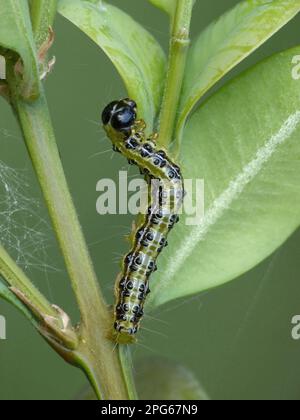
102, 98, 184, 344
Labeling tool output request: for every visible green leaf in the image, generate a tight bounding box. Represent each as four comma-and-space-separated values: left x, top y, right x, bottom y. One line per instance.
0, 0, 40, 99
0, 279, 36, 325
149, 46, 300, 308
135, 358, 210, 400
177, 0, 300, 137
148, 0, 177, 16
58, 0, 166, 129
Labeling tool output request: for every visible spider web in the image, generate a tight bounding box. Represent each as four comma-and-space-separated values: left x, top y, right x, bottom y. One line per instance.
0, 159, 58, 274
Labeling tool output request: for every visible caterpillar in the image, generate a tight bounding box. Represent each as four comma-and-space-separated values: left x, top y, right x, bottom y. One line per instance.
102, 98, 184, 344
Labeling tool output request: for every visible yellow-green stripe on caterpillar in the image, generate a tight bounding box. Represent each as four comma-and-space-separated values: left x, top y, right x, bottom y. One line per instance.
102, 99, 184, 344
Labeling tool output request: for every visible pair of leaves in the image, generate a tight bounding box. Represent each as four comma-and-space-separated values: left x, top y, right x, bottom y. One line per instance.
59, 0, 300, 308
0, 0, 40, 99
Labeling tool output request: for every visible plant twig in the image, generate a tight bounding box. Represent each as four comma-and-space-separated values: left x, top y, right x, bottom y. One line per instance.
6, 61, 130, 398
158, 0, 194, 150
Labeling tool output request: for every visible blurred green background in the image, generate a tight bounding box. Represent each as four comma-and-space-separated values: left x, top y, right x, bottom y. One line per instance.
1, 0, 300, 400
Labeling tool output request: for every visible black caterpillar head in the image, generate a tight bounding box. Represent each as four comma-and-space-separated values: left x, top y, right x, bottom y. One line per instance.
102, 98, 137, 132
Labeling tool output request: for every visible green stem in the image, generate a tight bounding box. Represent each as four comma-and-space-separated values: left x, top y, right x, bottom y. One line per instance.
158, 0, 194, 150
29, 0, 58, 48
0, 279, 37, 326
